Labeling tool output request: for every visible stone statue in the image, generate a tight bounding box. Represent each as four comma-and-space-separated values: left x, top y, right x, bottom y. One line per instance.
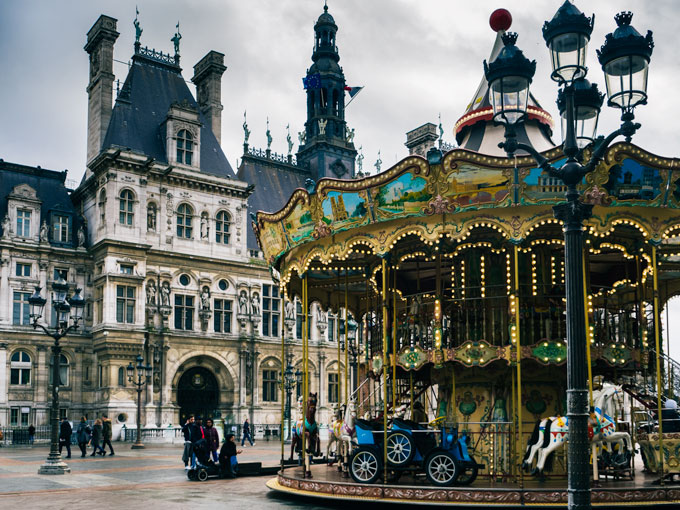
160, 281, 171, 307
298, 131, 306, 145
77, 225, 86, 247
285, 300, 295, 320
1, 214, 11, 238
266, 118, 272, 150
243, 111, 250, 144
147, 203, 157, 231
357, 146, 364, 173
39, 221, 48, 242
134, 7, 143, 44
375, 150, 382, 173
286, 124, 293, 155
200, 287, 210, 310
171, 22, 181, 55
346, 127, 355, 143
251, 292, 260, 316
316, 305, 326, 323
439, 112, 444, 141
200, 213, 208, 239
238, 290, 248, 315
146, 280, 157, 305
318, 118, 327, 136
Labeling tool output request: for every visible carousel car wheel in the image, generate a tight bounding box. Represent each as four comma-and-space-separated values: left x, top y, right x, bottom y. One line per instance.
197, 468, 209, 481
386, 430, 415, 467
456, 462, 479, 485
349, 446, 382, 484
187, 469, 198, 481
425, 450, 459, 487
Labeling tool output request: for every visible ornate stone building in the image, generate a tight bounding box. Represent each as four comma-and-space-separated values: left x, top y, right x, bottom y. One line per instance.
1, 7, 353, 437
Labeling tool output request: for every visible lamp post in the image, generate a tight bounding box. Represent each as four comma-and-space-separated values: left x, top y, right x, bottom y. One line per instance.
484, 3, 653, 509
29, 280, 85, 475
283, 353, 296, 440
127, 354, 152, 449
346, 319, 359, 394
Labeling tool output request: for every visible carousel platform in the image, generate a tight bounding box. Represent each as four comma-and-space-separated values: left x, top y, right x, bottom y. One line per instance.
267, 465, 680, 507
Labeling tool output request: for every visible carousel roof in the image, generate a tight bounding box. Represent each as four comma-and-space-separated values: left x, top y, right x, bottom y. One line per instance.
454, 10, 555, 157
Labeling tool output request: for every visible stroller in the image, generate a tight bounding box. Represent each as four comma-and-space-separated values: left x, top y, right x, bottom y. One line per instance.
187, 438, 221, 481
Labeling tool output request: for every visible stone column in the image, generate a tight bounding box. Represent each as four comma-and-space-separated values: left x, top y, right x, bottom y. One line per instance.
317, 350, 326, 406
238, 345, 247, 423
0, 343, 8, 424
0, 255, 9, 324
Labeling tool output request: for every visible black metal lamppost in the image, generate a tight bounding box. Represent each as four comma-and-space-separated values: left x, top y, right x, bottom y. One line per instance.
484, 2, 653, 509
29, 279, 85, 475
345, 319, 359, 394
127, 354, 152, 449
282, 353, 297, 440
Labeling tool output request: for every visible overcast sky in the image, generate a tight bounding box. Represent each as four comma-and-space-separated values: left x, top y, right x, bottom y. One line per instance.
2, 0, 679, 355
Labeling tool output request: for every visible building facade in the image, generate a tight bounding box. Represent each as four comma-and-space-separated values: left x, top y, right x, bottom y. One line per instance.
1, 8, 352, 437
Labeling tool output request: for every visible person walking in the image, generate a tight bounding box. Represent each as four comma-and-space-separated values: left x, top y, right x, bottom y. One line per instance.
204, 418, 219, 463
28, 424, 35, 445
101, 415, 115, 456
219, 433, 242, 478
90, 418, 105, 456
76, 417, 91, 457
181, 415, 195, 469
241, 418, 254, 447
58, 417, 72, 458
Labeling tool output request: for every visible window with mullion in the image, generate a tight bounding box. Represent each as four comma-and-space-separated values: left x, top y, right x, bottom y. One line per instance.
328, 372, 339, 403
176, 204, 193, 238
174, 294, 194, 330
176, 130, 194, 165
16, 209, 31, 237
52, 215, 69, 243
296, 301, 310, 340
262, 284, 280, 337
116, 285, 135, 323
215, 211, 231, 244
262, 369, 279, 402
119, 190, 135, 225
214, 299, 233, 333
12, 291, 31, 325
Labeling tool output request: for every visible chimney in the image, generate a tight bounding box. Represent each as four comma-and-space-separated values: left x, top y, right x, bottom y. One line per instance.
192, 51, 227, 145
84, 15, 119, 164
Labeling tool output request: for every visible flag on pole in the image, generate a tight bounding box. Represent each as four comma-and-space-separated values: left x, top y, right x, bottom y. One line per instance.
302, 73, 322, 90
343, 86, 364, 98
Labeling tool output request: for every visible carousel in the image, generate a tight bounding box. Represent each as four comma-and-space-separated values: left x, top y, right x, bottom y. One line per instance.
258, 3, 680, 507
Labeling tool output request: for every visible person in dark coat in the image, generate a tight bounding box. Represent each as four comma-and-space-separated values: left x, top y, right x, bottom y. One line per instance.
101, 415, 115, 456
187, 416, 205, 468
75, 417, 91, 457
205, 418, 220, 462
181, 415, 195, 469
90, 418, 106, 456
28, 424, 36, 445
241, 418, 254, 447
58, 417, 72, 458
219, 433, 242, 478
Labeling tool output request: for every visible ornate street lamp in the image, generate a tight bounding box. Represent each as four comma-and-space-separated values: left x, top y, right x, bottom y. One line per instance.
30, 281, 85, 475
283, 355, 296, 440
127, 354, 152, 449
485, 2, 653, 509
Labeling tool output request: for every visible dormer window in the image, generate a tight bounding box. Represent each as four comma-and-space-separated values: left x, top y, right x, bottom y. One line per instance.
176, 129, 194, 165
16, 209, 31, 237
52, 215, 69, 243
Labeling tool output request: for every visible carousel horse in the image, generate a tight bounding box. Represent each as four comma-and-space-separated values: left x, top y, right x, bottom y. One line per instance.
327, 398, 357, 471
527, 384, 632, 477
290, 393, 320, 477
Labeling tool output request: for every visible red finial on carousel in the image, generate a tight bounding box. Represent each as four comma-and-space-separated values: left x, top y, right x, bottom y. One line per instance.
489, 8, 512, 33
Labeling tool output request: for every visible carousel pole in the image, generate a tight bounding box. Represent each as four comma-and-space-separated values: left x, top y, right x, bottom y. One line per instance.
302, 274, 308, 476
582, 254, 597, 482
280, 287, 286, 469
513, 244, 523, 488
666, 281, 673, 399
652, 245, 665, 483
392, 267, 397, 408
382, 259, 389, 483
337, 271, 342, 406
345, 270, 349, 403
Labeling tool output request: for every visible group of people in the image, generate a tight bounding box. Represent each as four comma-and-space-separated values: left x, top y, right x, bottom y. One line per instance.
58, 415, 115, 458
181, 416, 253, 478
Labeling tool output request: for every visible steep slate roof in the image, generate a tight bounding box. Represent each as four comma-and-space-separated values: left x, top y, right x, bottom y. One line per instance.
237, 154, 309, 250
0, 160, 82, 246
102, 52, 235, 178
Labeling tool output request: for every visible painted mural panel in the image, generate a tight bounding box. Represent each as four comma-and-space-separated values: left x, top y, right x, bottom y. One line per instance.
444, 163, 510, 207
520, 158, 569, 204
260, 221, 287, 260
604, 157, 664, 203
321, 190, 369, 232
373, 172, 430, 220
284, 200, 314, 244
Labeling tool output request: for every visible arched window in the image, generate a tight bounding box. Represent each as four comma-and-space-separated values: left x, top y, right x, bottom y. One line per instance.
147, 202, 157, 231
176, 129, 194, 165
10, 351, 31, 385
215, 211, 231, 244
176, 203, 193, 238
98, 189, 107, 223
118, 366, 126, 387
49, 353, 69, 386
119, 189, 134, 225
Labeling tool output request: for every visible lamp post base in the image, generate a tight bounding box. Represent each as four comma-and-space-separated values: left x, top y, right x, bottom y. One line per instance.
131, 442, 146, 449
38, 453, 70, 475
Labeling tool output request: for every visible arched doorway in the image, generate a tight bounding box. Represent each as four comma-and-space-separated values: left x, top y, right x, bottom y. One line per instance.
177, 366, 219, 423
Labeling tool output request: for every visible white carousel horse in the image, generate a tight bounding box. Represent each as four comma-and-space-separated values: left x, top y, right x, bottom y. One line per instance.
327, 399, 357, 469
525, 384, 632, 476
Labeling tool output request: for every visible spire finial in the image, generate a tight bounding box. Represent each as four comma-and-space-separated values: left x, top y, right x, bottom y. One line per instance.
324, 0, 328, 13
